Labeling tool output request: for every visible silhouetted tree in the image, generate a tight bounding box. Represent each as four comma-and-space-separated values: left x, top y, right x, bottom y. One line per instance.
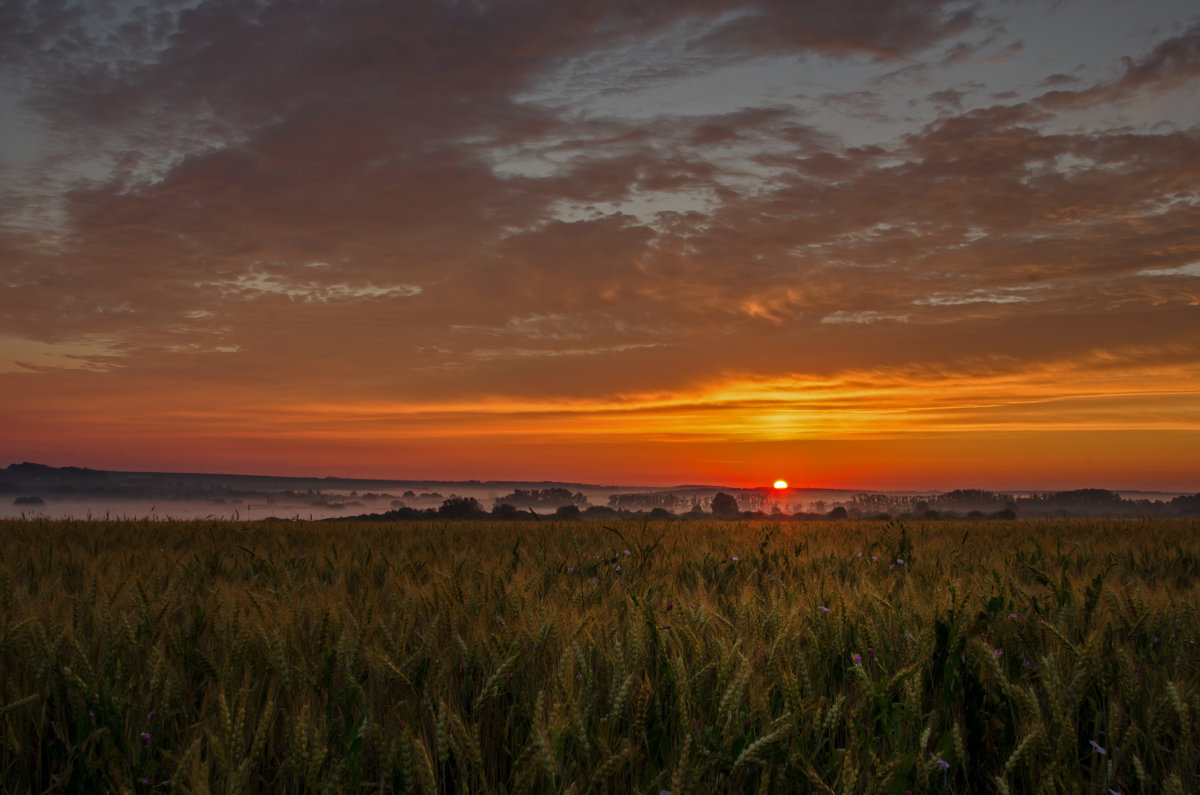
491, 503, 521, 520
827, 506, 848, 520
438, 496, 482, 518
711, 492, 739, 516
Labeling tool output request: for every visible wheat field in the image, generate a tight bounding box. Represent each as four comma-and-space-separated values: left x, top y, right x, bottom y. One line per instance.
1, 517, 1197, 793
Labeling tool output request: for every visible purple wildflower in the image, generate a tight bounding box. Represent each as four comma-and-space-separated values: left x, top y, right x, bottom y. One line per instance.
139, 732, 151, 746
146, 711, 155, 724
992, 649, 1003, 659
1090, 740, 1107, 755
851, 653, 863, 665
817, 605, 831, 613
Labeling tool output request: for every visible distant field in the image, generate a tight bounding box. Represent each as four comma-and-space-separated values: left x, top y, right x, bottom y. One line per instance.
1, 518, 1197, 793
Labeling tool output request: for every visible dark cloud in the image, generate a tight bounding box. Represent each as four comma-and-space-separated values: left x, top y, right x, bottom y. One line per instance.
1038, 20, 1200, 109
701, 0, 984, 59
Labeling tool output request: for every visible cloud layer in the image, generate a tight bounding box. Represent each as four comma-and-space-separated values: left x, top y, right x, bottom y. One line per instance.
1, 0, 1198, 486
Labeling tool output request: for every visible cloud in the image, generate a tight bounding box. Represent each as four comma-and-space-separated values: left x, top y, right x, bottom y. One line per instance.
821, 310, 911, 325
0, 333, 124, 373
1037, 20, 1200, 109
467, 342, 666, 361
202, 270, 422, 303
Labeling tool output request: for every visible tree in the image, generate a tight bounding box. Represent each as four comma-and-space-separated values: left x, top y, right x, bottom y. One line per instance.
491, 503, 521, 520
711, 492, 739, 516
438, 496, 482, 518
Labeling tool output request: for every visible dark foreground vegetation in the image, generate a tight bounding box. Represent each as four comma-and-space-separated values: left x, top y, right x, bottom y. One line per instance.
1, 518, 1198, 792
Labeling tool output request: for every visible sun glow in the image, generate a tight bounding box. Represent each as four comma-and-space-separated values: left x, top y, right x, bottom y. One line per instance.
773, 480, 788, 489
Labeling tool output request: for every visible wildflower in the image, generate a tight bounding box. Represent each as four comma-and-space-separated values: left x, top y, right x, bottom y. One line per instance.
665, 602, 675, 612
867, 647, 876, 660
1089, 740, 1107, 755
88, 710, 95, 724
857, 551, 863, 557
139, 732, 151, 746
896, 558, 904, 564
1008, 613, 1019, 620
146, 711, 155, 724
576, 673, 583, 681
624, 549, 631, 556
614, 564, 622, 572
934, 758, 950, 770
851, 653, 863, 665
871, 555, 878, 561
992, 649, 1003, 659
141, 779, 153, 787
817, 605, 831, 613
730, 555, 739, 562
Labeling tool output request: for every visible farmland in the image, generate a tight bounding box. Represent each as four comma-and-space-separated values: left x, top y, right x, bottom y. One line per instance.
1, 518, 1198, 793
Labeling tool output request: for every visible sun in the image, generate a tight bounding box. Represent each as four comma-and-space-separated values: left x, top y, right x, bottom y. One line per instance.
773, 480, 788, 489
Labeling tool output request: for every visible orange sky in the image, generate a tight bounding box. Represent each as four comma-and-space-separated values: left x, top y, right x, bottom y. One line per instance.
2, 1, 1199, 490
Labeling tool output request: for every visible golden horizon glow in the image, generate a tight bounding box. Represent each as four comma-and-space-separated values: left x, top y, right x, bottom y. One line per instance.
4, 343, 1199, 489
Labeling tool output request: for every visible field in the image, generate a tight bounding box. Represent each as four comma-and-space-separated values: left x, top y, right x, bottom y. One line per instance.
1, 518, 1198, 793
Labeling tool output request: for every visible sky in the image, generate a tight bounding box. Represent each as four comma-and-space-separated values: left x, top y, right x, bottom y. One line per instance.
1, 0, 1199, 491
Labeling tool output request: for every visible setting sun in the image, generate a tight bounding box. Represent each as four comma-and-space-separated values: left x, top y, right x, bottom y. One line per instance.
773, 480, 788, 489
